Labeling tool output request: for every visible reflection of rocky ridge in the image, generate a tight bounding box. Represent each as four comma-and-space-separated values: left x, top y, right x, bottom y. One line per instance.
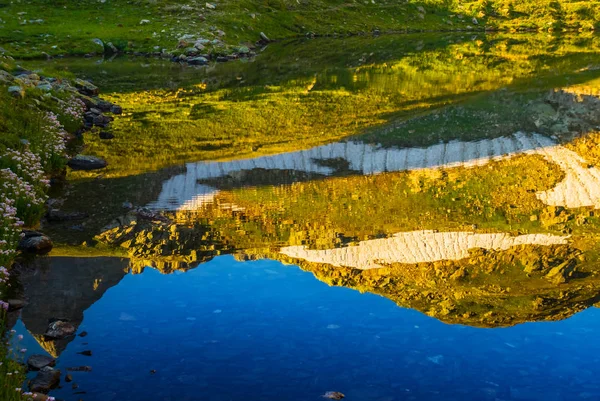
17, 257, 129, 356
280, 230, 569, 269
278, 243, 599, 328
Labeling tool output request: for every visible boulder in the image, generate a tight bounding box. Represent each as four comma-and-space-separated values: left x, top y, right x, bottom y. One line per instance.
96, 99, 114, 112
99, 131, 115, 140
45, 319, 76, 339
46, 209, 88, 222
36, 82, 53, 91
68, 155, 108, 170
0, 70, 15, 84
29, 366, 61, 393
18, 231, 53, 254
27, 354, 56, 371
93, 113, 112, 127
74, 78, 99, 96
110, 104, 123, 114
8, 85, 24, 98
7, 299, 26, 311
188, 56, 208, 65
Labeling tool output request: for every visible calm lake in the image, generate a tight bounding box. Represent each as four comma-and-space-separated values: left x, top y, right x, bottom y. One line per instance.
11, 32, 600, 400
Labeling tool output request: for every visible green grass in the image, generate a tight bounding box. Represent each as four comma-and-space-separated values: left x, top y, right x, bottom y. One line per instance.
0, 0, 599, 59
0, 311, 26, 401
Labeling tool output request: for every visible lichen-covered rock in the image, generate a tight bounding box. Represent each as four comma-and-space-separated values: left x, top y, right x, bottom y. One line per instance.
74, 78, 99, 96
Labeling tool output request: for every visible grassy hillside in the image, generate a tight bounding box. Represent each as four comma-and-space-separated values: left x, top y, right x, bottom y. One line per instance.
0, 0, 598, 58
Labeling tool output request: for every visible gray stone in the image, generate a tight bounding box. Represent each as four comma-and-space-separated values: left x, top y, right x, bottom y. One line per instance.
27, 354, 56, 371
110, 104, 123, 114
92, 38, 104, 48
93, 113, 112, 127
36, 82, 53, 91
206, 2, 216, 9
68, 155, 108, 170
8, 85, 24, 98
0, 70, 14, 84
29, 366, 61, 393
238, 46, 250, 54
259, 32, 270, 42
106, 42, 118, 53
18, 231, 53, 254
188, 56, 209, 65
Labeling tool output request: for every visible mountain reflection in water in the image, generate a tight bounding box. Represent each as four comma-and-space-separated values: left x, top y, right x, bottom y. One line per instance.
12, 33, 600, 401
13, 256, 600, 401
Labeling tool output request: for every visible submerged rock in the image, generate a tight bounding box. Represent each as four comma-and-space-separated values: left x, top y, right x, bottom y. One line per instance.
29, 366, 61, 393
27, 354, 56, 371
68, 155, 107, 170
322, 391, 345, 400
45, 319, 76, 339
46, 209, 88, 222
18, 231, 53, 254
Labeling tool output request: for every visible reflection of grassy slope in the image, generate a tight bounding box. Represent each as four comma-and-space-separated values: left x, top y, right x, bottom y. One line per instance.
1, 0, 599, 58
69, 35, 600, 178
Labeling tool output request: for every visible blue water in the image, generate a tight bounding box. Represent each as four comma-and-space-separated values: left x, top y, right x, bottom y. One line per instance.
15, 255, 600, 401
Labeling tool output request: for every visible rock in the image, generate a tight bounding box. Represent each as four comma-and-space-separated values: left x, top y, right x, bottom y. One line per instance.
259, 32, 270, 42
184, 47, 198, 56
99, 131, 115, 140
92, 38, 104, 49
93, 113, 112, 127
77, 350, 92, 356
322, 391, 345, 400
206, 2, 216, 9
139, 19, 151, 25
45, 319, 76, 339
122, 202, 134, 209
36, 82, 53, 91
96, 99, 113, 112
29, 366, 61, 393
18, 231, 53, 254
188, 56, 208, 65
65, 374, 73, 382
8, 85, 24, 98
110, 104, 122, 114
90, 107, 102, 115
67, 155, 108, 171
74, 79, 99, 96
417, 6, 425, 13
46, 209, 88, 222
106, 42, 118, 53
0, 70, 15, 84
238, 46, 250, 54
66, 366, 92, 372
7, 298, 26, 311
78, 331, 88, 337
27, 355, 56, 371
472, 17, 479, 25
